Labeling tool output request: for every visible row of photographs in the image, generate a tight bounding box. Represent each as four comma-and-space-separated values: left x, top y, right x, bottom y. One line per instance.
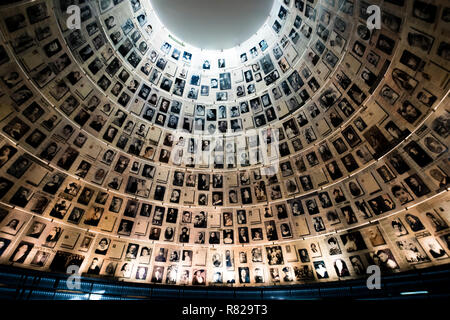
0, 0, 446, 284
63, 0, 349, 112
0, 22, 448, 211
0, 195, 448, 285
86, 0, 448, 108
0, 11, 446, 236
0, 183, 448, 245
0, 65, 445, 174
0, 0, 446, 177
0, 128, 447, 244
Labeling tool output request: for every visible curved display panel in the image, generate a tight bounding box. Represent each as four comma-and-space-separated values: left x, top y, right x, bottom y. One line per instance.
0, 0, 448, 288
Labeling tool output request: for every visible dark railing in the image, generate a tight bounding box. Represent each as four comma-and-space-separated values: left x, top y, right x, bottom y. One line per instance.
0, 265, 449, 300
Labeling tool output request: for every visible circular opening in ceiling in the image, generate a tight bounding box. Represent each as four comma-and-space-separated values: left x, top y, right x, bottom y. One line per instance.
150, 0, 275, 50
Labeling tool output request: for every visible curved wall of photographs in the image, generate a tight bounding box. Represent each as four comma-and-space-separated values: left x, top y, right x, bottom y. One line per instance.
0, 0, 448, 288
